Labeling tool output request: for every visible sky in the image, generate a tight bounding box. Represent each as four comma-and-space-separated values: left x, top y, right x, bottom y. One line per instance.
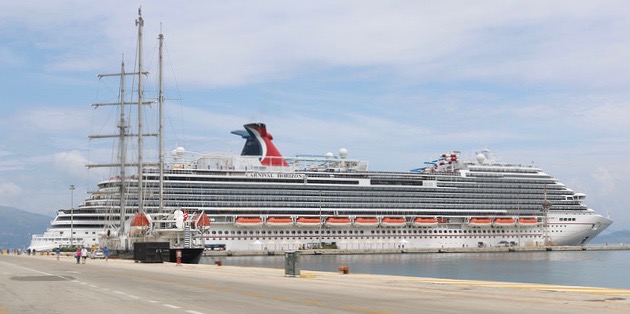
0, 1, 629, 233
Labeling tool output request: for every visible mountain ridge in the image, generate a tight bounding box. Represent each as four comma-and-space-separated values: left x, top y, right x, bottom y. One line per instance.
0, 206, 53, 249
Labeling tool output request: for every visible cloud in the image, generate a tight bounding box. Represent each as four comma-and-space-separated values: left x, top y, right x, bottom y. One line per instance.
14, 107, 91, 133
4, 1, 630, 89
0, 181, 21, 198
53, 150, 88, 178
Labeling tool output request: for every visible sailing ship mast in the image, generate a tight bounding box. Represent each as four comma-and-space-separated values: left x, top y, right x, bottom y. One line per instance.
136, 8, 145, 217
89, 8, 156, 249
158, 26, 165, 212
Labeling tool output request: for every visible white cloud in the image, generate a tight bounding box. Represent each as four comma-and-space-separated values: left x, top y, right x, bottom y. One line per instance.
0, 181, 21, 198
15, 107, 91, 133
53, 150, 88, 179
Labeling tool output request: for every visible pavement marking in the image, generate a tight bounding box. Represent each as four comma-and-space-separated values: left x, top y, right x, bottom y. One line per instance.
163, 304, 180, 309
302, 300, 323, 306
338, 305, 394, 314
185, 311, 205, 314
272, 295, 291, 302
403, 278, 630, 295
146, 300, 159, 303
89, 285, 98, 288
128, 295, 140, 299
114, 291, 125, 295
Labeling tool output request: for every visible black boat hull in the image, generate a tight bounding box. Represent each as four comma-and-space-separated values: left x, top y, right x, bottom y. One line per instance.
169, 248, 203, 264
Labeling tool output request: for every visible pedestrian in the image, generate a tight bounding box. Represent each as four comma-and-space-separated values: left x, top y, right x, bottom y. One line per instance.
54, 247, 61, 260
75, 247, 81, 264
103, 246, 110, 261
81, 247, 88, 264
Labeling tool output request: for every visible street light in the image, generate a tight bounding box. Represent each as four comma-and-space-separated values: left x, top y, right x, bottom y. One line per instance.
70, 184, 75, 247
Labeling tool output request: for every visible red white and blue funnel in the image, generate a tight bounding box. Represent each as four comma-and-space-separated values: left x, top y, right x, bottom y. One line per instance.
231, 123, 288, 166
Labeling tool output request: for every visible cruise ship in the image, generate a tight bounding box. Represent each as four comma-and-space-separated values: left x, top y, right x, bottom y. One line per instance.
30, 121, 613, 251
29, 11, 612, 252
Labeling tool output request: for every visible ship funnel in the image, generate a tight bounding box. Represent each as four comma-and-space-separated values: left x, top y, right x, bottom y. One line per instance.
232, 123, 288, 166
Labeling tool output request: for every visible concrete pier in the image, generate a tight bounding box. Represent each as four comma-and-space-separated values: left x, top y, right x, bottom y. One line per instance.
1, 252, 629, 313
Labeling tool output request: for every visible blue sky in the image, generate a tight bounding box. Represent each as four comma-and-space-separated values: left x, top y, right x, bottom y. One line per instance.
1, 1, 629, 232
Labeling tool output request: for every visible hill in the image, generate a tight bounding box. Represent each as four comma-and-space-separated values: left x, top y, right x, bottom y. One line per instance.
0, 206, 53, 250
589, 230, 630, 245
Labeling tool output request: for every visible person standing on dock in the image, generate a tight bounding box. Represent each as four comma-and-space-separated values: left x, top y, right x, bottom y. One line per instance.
54, 248, 60, 260
75, 247, 81, 264
104, 247, 110, 261
81, 247, 88, 264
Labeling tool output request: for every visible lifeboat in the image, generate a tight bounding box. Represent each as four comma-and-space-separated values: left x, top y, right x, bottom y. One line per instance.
412, 217, 438, 227
380, 217, 407, 227
325, 217, 352, 227
234, 217, 263, 228
129, 212, 151, 236
192, 213, 211, 228
493, 217, 516, 226
296, 217, 321, 228
517, 217, 539, 227
353, 217, 379, 227
468, 217, 492, 227
266, 216, 294, 227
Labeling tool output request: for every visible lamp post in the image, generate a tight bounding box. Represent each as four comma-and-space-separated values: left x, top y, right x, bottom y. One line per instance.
70, 184, 75, 247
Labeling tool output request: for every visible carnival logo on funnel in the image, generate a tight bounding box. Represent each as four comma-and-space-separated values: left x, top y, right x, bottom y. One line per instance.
232, 123, 289, 166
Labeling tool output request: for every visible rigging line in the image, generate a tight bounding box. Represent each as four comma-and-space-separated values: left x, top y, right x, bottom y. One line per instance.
164, 40, 187, 149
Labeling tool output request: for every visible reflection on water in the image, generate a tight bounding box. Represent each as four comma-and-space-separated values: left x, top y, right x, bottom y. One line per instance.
200, 250, 630, 289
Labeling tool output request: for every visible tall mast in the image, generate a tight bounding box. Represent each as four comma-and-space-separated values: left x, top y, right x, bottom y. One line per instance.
119, 59, 127, 227
136, 8, 145, 215
158, 26, 165, 211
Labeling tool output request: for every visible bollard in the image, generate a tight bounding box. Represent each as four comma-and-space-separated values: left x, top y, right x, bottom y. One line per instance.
215, 260, 222, 266
338, 265, 349, 274
176, 249, 182, 266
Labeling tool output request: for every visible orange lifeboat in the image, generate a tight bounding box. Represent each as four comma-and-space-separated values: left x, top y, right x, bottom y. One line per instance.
296, 217, 321, 228
266, 216, 294, 227
325, 217, 352, 227
131, 212, 151, 227
468, 217, 492, 227
380, 217, 407, 227
129, 212, 151, 236
412, 217, 438, 227
517, 217, 539, 227
493, 217, 516, 226
192, 213, 211, 228
353, 217, 379, 227
234, 216, 263, 228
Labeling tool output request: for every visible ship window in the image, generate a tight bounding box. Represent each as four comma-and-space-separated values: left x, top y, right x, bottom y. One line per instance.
218, 231, 223, 235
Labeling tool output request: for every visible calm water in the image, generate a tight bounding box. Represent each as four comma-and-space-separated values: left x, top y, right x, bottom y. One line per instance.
200, 250, 630, 289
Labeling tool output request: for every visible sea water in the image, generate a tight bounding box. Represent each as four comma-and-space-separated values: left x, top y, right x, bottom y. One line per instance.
200, 250, 630, 289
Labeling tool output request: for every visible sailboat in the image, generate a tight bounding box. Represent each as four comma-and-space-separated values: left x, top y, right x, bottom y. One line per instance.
92, 8, 204, 263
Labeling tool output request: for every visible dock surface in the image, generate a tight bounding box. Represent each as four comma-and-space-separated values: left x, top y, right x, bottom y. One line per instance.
1, 253, 629, 313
